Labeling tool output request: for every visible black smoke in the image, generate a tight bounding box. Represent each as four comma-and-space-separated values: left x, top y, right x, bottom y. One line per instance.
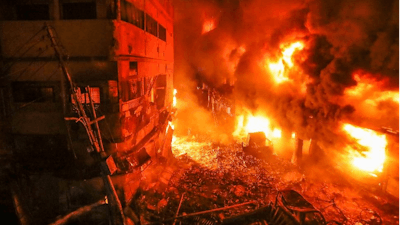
173, 0, 399, 146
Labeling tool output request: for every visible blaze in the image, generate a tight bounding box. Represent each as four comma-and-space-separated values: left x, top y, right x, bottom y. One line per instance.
266, 41, 304, 84
202, 19, 216, 34
233, 113, 281, 141
345, 72, 399, 105
343, 124, 387, 173
173, 89, 177, 107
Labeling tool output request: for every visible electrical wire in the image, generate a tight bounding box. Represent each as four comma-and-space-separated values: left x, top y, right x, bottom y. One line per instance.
13, 46, 50, 81
1, 32, 47, 75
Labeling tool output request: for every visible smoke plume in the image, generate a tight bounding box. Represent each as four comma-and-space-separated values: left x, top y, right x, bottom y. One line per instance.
173, 0, 399, 149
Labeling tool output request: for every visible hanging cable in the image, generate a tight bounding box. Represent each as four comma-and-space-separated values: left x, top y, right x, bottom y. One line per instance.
1, 32, 47, 75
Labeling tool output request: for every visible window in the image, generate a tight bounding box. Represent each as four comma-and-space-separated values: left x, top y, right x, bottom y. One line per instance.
108, 80, 119, 103
12, 82, 55, 103
155, 75, 166, 109
121, 0, 144, 29
159, 24, 166, 42
72, 87, 101, 105
121, 62, 142, 102
129, 62, 138, 75
0, 88, 9, 118
146, 14, 158, 37
16, 4, 49, 20
62, 2, 96, 20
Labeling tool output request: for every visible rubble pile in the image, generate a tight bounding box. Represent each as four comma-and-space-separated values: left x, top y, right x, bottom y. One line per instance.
132, 137, 398, 225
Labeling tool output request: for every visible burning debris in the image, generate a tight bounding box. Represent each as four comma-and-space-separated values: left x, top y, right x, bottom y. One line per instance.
129, 135, 398, 224
172, 1, 398, 223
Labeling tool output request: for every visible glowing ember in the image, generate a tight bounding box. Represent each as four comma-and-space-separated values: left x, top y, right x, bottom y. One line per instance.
172, 136, 218, 169
202, 19, 216, 34
266, 41, 304, 84
343, 124, 387, 173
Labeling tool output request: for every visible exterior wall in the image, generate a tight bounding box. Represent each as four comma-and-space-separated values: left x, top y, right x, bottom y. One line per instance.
0, 0, 173, 168
0, 0, 174, 219
1, 20, 114, 58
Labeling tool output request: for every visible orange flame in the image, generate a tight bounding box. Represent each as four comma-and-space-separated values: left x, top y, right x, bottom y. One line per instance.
266, 41, 304, 84
202, 19, 216, 34
343, 124, 387, 173
345, 72, 399, 105
173, 89, 177, 107
233, 114, 281, 141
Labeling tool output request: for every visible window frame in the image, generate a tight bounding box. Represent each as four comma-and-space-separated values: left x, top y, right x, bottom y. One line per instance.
61, 1, 97, 20
15, 4, 50, 21
158, 24, 167, 42
120, 0, 144, 30
12, 82, 57, 103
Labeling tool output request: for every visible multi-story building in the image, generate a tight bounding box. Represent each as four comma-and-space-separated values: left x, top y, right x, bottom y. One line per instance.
0, 0, 174, 224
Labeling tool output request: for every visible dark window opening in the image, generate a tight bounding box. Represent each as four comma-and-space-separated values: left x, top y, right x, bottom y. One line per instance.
0, 88, 9, 118
62, 2, 96, 20
155, 75, 166, 109
159, 25, 166, 42
146, 14, 158, 37
12, 83, 55, 103
16, 4, 49, 20
121, 0, 144, 29
129, 61, 138, 72
122, 62, 142, 102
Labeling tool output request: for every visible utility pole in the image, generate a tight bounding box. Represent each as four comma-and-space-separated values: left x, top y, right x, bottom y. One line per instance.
45, 23, 125, 225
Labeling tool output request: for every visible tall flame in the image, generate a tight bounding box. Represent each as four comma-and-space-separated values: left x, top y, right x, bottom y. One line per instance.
343, 124, 387, 173
266, 41, 304, 84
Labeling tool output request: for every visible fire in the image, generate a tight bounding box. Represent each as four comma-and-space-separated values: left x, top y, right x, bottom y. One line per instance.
168, 121, 174, 130
246, 115, 271, 134
173, 89, 177, 107
272, 128, 282, 138
202, 19, 215, 34
343, 124, 387, 173
233, 114, 281, 141
345, 72, 399, 105
282, 42, 304, 67
266, 41, 304, 84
